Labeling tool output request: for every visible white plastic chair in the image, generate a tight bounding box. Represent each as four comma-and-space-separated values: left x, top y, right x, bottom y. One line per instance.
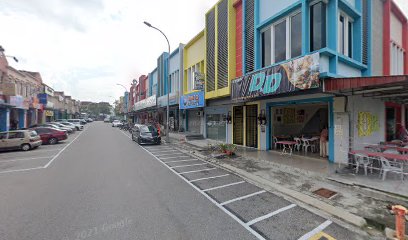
354, 153, 373, 176
302, 138, 316, 153
379, 157, 404, 181
293, 137, 302, 151
273, 137, 280, 150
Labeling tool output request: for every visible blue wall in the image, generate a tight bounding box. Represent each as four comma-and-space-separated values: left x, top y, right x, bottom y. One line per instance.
0, 108, 10, 131
157, 52, 169, 97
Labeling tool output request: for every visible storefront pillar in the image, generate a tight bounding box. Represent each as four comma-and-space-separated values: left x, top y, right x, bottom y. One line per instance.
18, 109, 26, 128
0, 108, 10, 132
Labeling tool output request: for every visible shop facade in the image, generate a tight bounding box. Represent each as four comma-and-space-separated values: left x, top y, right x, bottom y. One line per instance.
179, 91, 205, 134
205, 97, 230, 142
133, 95, 157, 124
157, 92, 180, 132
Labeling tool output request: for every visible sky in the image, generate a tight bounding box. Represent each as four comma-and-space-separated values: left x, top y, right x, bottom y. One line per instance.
0, 0, 407, 103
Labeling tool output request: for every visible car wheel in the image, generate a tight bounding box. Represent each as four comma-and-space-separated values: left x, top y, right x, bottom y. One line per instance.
48, 138, 58, 145
137, 138, 141, 145
21, 144, 31, 151
131, 134, 135, 141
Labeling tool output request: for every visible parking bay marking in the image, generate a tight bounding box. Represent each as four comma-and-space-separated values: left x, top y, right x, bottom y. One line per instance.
164, 159, 199, 163
178, 168, 217, 174
154, 153, 186, 157
139, 145, 267, 240
202, 181, 246, 192
171, 163, 207, 168
220, 190, 266, 206
297, 220, 332, 240
189, 174, 230, 183
0, 156, 53, 163
159, 156, 193, 160
245, 204, 297, 226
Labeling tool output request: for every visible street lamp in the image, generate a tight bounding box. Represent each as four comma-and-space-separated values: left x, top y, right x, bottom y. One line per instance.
144, 21, 171, 143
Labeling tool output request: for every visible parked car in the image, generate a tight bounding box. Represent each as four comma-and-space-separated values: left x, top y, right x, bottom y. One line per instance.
112, 120, 122, 127
79, 119, 87, 125
59, 121, 78, 130
51, 122, 76, 132
32, 123, 73, 134
87, 118, 93, 122
49, 122, 75, 133
66, 119, 84, 130
104, 117, 110, 123
0, 130, 42, 151
30, 127, 68, 144
131, 125, 161, 145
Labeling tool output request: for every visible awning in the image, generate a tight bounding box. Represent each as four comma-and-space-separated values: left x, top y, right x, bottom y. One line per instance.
324, 75, 408, 103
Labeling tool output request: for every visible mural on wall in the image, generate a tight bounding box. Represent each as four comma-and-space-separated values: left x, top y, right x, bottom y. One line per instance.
358, 112, 380, 137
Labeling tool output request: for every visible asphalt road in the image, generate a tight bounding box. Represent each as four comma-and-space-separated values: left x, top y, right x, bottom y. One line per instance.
0, 122, 369, 240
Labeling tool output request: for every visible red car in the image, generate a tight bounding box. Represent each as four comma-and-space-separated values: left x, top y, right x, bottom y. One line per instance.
31, 127, 68, 145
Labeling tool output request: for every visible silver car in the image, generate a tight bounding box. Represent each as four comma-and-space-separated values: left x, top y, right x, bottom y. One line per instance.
0, 130, 42, 151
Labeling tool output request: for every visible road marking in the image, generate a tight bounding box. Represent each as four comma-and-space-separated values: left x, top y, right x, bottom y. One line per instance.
149, 150, 179, 153
159, 156, 192, 160
170, 163, 207, 168
220, 190, 266, 206
138, 144, 266, 240
0, 156, 52, 163
43, 128, 86, 168
297, 220, 332, 240
154, 153, 185, 157
189, 174, 230, 183
246, 204, 297, 226
202, 181, 245, 192
178, 168, 217, 174
0, 166, 44, 175
164, 159, 198, 163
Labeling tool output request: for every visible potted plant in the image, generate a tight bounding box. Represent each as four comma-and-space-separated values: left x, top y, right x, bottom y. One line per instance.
225, 144, 237, 156
218, 143, 228, 153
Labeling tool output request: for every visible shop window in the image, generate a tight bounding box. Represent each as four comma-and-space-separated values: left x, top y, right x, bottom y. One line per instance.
391, 42, 404, 75
260, 11, 302, 68
338, 12, 353, 58
206, 114, 226, 142
310, 1, 327, 52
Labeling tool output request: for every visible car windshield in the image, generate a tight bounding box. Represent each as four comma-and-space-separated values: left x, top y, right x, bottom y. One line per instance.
140, 126, 156, 133
30, 131, 38, 137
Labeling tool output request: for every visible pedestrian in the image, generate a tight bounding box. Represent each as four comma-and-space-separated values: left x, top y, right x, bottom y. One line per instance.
320, 125, 328, 158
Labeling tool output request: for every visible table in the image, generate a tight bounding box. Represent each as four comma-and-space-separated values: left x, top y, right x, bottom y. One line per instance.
383, 141, 408, 146
276, 141, 296, 155
350, 150, 408, 162
365, 145, 408, 154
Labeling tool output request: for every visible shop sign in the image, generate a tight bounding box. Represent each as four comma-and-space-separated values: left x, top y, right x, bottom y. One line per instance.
193, 72, 205, 91
37, 93, 48, 104
30, 97, 40, 109
45, 110, 54, 117
44, 86, 54, 96
46, 101, 54, 109
158, 92, 178, 107
9, 96, 28, 109
231, 53, 320, 100
0, 83, 17, 96
58, 96, 64, 102
179, 91, 205, 110
133, 95, 156, 111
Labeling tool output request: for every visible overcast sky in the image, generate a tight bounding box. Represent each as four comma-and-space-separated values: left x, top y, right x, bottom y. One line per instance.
0, 0, 407, 103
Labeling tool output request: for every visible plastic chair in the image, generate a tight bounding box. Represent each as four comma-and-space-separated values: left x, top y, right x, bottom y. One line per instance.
354, 153, 373, 176
273, 136, 280, 150
293, 137, 302, 151
379, 157, 404, 181
302, 138, 316, 153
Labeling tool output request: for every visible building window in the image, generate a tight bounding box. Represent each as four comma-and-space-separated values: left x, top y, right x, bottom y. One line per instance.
310, 1, 327, 51
261, 11, 302, 68
338, 12, 353, 58
391, 42, 405, 75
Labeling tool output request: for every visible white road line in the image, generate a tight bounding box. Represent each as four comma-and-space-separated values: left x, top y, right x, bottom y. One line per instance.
220, 190, 266, 206
0, 166, 44, 175
149, 150, 178, 153
0, 148, 61, 157
43, 129, 86, 168
138, 144, 266, 240
297, 220, 332, 240
202, 181, 245, 192
159, 156, 192, 160
245, 204, 297, 226
189, 174, 230, 183
154, 153, 185, 157
178, 168, 217, 174
0, 156, 52, 163
170, 163, 207, 168
164, 159, 198, 163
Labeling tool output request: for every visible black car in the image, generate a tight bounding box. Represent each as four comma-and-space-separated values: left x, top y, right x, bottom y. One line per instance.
131, 125, 161, 145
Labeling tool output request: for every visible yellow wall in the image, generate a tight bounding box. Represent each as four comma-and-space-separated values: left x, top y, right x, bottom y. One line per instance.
183, 30, 205, 95
204, 0, 236, 100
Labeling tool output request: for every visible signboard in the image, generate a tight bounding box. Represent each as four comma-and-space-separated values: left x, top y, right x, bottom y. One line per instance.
133, 95, 156, 111
231, 53, 320, 100
179, 91, 205, 109
58, 95, 64, 102
9, 96, 29, 109
46, 101, 54, 109
38, 93, 47, 104
158, 92, 179, 107
0, 83, 17, 96
45, 110, 54, 117
44, 85, 54, 96
193, 72, 205, 91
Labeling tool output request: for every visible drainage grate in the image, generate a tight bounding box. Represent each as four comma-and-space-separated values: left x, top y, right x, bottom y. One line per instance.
313, 188, 337, 199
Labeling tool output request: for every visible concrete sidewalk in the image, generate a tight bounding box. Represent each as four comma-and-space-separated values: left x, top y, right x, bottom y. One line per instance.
168, 133, 408, 237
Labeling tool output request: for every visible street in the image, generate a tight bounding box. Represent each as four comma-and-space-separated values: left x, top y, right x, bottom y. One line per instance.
0, 122, 368, 240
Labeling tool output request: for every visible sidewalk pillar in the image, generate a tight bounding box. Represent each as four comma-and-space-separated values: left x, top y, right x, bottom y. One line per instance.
392, 205, 408, 240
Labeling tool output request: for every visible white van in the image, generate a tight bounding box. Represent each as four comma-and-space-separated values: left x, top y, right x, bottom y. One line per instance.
66, 119, 84, 131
